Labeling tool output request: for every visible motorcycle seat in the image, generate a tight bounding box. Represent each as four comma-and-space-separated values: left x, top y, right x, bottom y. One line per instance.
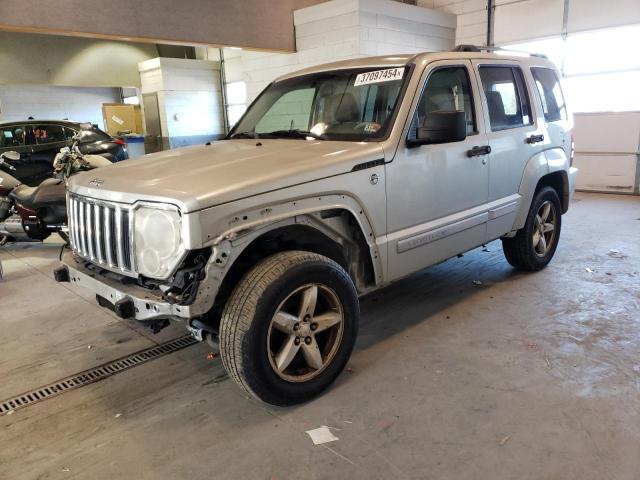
10, 178, 64, 209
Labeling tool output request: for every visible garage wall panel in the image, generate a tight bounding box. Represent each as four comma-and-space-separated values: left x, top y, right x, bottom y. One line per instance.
574, 154, 638, 193
567, 0, 640, 33
494, 0, 564, 44
574, 112, 640, 154
573, 112, 640, 194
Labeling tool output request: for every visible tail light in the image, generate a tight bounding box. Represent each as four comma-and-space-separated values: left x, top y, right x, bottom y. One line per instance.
113, 138, 127, 147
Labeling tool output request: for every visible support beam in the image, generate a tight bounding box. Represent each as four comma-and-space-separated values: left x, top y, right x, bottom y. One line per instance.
0, 0, 325, 52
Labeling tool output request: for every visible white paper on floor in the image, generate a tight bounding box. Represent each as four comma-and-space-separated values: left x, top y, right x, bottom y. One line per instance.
306, 426, 339, 445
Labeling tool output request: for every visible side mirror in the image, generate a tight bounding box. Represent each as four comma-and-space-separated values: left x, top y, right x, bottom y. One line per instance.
2, 151, 20, 161
407, 110, 467, 147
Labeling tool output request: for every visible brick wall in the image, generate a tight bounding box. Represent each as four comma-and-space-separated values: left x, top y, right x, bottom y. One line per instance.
420, 0, 488, 46
225, 0, 456, 104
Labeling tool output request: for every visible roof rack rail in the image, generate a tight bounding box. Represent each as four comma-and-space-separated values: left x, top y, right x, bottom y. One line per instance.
453, 44, 548, 59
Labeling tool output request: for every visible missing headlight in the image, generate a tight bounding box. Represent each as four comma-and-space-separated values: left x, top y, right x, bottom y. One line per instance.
161, 248, 212, 305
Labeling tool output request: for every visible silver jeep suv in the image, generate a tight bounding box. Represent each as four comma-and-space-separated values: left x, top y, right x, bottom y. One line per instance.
56, 46, 578, 405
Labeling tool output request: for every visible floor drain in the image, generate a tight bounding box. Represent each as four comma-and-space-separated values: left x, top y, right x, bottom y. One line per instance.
0, 335, 198, 416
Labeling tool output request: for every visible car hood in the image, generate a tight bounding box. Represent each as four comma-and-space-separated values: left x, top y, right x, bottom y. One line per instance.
68, 139, 385, 212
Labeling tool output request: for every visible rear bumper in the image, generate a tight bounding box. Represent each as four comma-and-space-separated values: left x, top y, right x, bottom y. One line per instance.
568, 166, 579, 207
568, 167, 578, 194
57, 250, 193, 322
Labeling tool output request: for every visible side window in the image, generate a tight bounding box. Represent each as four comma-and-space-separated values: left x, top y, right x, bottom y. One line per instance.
531, 67, 567, 122
33, 124, 66, 145
479, 66, 532, 131
255, 88, 316, 133
0, 126, 26, 149
412, 66, 477, 139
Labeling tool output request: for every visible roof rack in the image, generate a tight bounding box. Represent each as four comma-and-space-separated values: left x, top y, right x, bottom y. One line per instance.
453, 44, 548, 59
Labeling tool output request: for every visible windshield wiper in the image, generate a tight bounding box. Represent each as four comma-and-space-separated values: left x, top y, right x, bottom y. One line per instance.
262, 129, 325, 140
229, 131, 260, 139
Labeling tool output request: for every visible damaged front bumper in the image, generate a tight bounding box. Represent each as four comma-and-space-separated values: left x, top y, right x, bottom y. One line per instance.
56, 250, 194, 322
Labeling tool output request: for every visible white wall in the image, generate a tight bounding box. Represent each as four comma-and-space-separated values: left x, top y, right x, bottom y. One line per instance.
225, 0, 456, 103
0, 32, 157, 88
0, 85, 120, 129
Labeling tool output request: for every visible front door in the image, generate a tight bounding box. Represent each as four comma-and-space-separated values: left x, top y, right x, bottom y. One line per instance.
0, 124, 37, 185
385, 60, 490, 281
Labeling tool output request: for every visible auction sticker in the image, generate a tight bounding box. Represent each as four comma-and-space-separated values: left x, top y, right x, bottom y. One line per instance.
354, 68, 405, 86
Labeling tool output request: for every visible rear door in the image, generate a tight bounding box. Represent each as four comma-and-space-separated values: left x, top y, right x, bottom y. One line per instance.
471, 60, 546, 239
28, 123, 67, 184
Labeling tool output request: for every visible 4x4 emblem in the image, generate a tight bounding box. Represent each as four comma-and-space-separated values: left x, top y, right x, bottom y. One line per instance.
88, 178, 104, 187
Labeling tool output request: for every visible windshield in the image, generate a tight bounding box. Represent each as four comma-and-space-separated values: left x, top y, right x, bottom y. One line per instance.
229, 66, 411, 142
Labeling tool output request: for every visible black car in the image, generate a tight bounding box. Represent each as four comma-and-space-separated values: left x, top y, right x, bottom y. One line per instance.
0, 120, 128, 186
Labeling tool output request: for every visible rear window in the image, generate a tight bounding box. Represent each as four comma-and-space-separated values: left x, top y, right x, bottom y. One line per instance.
76, 127, 112, 143
33, 124, 66, 144
479, 66, 532, 131
531, 67, 567, 122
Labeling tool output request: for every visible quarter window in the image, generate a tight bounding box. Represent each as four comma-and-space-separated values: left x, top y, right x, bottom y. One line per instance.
479, 66, 532, 131
531, 67, 567, 122
411, 66, 477, 140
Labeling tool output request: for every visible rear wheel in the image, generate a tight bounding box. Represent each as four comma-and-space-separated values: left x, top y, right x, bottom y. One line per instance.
502, 186, 562, 271
219, 251, 359, 405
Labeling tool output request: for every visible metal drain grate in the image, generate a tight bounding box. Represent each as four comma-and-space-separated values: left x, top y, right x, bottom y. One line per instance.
0, 335, 197, 416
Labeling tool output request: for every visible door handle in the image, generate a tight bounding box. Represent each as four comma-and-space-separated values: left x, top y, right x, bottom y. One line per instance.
467, 145, 491, 157
526, 134, 544, 144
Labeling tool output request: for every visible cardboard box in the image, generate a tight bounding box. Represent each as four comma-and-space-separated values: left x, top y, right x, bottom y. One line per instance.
102, 104, 143, 136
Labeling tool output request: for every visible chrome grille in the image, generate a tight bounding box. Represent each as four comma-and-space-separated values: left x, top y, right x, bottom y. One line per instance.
68, 194, 135, 275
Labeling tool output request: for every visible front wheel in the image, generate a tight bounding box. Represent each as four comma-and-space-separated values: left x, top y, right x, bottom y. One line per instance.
219, 251, 359, 406
502, 186, 562, 271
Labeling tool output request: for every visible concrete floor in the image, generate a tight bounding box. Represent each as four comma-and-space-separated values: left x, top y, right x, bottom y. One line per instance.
1, 192, 639, 480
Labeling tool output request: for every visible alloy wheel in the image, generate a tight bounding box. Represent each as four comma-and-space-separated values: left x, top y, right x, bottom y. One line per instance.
267, 284, 344, 382
532, 200, 557, 257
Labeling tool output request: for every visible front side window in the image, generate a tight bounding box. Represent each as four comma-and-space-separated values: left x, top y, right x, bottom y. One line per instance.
531, 67, 567, 122
411, 66, 477, 140
0, 126, 26, 149
230, 66, 410, 142
479, 66, 532, 131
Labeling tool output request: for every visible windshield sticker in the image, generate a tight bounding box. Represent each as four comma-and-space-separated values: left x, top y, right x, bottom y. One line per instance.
354, 68, 405, 86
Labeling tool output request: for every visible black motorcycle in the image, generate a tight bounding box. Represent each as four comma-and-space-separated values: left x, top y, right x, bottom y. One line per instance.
0, 135, 112, 245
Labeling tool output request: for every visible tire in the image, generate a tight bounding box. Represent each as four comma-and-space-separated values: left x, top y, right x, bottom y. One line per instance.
219, 250, 359, 406
502, 186, 562, 271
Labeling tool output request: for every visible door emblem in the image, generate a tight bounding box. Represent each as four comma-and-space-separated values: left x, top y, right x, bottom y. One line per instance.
88, 178, 104, 187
